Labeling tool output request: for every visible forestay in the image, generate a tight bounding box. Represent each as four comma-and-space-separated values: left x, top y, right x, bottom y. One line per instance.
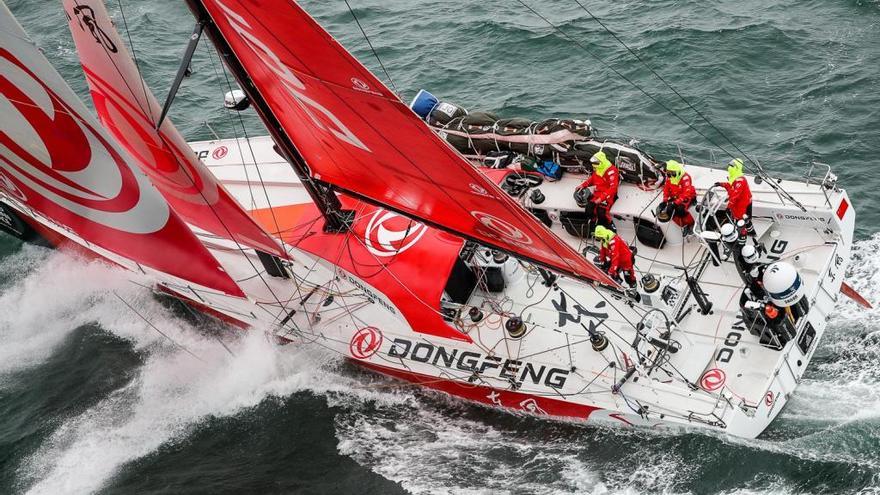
187, 0, 616, 286
63, 0, 286, 258
0, 3, 244, 296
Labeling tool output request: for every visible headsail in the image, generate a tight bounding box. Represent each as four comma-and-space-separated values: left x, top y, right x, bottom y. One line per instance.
186, 0, 616, 286
0, 3, 244, 296
63, 0, 286, 258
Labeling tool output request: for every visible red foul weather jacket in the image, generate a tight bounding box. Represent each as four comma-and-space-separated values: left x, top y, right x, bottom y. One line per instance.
598, 236, 634, 278
720, 176, 752, 219
663, 173, 696, 206
578, 165, 620, 206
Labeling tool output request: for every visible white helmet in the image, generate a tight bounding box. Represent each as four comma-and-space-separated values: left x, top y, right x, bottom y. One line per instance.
741, 244, 758, 264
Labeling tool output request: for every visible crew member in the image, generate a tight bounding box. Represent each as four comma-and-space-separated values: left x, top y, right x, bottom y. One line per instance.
576, 151, 620, 229
658, 160, 696, 234
717, 158, 753, 220
594, 225, 636, 287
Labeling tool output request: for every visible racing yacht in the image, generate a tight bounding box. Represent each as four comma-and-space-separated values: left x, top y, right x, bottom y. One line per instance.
0, 0, 868, 438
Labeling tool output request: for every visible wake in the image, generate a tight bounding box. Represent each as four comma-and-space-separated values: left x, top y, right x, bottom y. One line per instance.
4, 233, 880, 494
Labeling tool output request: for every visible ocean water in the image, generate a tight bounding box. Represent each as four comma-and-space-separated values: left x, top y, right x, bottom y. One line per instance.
1, 0, 880, 493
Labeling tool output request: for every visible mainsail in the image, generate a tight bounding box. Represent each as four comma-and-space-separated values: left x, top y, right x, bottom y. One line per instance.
186, 0, 616, 286
0, 3, 244, 296
63, 0, 286, 258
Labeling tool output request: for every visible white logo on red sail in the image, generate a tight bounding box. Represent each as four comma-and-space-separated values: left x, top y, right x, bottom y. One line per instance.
469, 183, 490, 196
699, 368, 726, 391
364, 210, 427, 257
214, 0, 370, 153
0, 49, 168, 233
349, 326, 383, 359
471, 211, 533, 246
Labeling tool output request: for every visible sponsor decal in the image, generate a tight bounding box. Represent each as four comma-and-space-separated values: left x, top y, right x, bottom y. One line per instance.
388, 337, 571, 389
519, 398, 548, 415
349, 326, 383, 359
363, 210, 427, 257
469, 182, 490, 196
215, 0, 370, 152
337, 270, 397, 315
349, 77, 381, 96
0, 49, 169, 233
551, 292, 608, 328
700, 368, 726, 391
471, 211, 533, 246
487, 390, 503, 406
764, 390, 775, 407
69, 5, 118, 53
716, 312, 746, 364
773, 212, 827, 224
796, 322, 816, 356
837, 198, 849, 220
212, 146, 229, 160
617, 159, 636, 172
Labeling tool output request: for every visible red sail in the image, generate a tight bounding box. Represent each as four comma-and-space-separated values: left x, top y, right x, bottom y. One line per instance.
0, 5, 243, 296
190, 0, 615, 286
63, 0, 286, 258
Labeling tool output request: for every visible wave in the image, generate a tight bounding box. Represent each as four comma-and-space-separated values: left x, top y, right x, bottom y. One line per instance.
6, 235, 880, 495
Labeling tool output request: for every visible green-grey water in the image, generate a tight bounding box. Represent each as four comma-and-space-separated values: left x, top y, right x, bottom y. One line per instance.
1, 0, 880, 493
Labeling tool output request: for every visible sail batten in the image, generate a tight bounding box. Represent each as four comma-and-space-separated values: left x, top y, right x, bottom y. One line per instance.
63, 0, 287, 259
189, 0, 615, 285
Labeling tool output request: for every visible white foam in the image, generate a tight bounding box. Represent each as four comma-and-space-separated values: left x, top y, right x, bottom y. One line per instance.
4, 250, 403, 494
10, 233, 880, 495
0, 247, 148, 379
20, 320, 360, 494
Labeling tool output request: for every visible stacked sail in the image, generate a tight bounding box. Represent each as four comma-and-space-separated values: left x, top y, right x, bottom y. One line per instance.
186, 0, 616, 286
0, 3, 243, 296
63, 0, 286, 258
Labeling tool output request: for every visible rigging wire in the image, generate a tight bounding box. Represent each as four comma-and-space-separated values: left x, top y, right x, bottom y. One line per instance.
342, 0, 400, 95
112, 291, 205, 362
569, 0, 757, 168
106, 1, 292, 313
516, 0, 808, 210
512, 0, 737, 162
113, 0, 154, 121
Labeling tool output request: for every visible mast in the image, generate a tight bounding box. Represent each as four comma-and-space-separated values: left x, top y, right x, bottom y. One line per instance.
184, 0, 352, 232
182, 0, 617, 288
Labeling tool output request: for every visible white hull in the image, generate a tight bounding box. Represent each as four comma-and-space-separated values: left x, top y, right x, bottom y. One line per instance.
0, 135, 854, 439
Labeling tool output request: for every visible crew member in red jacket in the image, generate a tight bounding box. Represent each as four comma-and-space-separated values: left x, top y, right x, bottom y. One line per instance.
717, 158, 753, 220
594, 225, 636, 287
658, 160, 696, 234
576, 151, 620, 229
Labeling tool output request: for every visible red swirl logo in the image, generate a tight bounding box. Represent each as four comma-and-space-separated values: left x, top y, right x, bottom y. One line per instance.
700, 368, 726, 392
349, 326, 383, 359
211, 146, 229, 160
0, 48, 166, 233
81, 67, 218, 205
